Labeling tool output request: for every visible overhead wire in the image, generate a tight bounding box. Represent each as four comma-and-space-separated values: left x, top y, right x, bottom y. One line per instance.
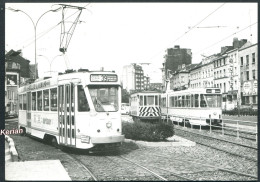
145, 3, 226, 63
193, 22, 258, 56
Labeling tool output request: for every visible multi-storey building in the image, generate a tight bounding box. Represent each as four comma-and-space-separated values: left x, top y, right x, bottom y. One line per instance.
239, 43, 258, 109
162, 45, 192, 89
170, 64, 197, 91
213, 38, 248, 110
143, 75, 150, 90
122, 63, 144, 93
5, 49, 31, 117
189, 62, 202, 89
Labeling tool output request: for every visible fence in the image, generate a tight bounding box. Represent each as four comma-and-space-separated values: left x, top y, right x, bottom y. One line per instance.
161, 114, 258, 143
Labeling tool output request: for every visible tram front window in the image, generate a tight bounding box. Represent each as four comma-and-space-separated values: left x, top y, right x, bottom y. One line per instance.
89, 86, 119, 112
204, 94, 222, 107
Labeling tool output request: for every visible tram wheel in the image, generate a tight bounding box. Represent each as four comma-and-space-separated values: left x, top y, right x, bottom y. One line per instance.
51, 137, 60, 149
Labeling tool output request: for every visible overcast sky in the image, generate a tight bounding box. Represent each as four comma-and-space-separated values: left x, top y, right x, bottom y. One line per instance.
5, 3, 258, 82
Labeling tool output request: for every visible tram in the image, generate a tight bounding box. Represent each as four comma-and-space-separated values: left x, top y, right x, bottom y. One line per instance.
129, 91, 161, 122
18, 69, 124, 150
161, 88, 222, 126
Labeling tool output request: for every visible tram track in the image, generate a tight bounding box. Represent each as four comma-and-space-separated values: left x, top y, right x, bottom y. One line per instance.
175, 127, 258, 162
119, 146, 257, 180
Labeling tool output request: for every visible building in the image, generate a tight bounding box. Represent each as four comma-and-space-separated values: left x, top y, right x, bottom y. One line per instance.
5, 50, 31, 117
239, 43, 258, 109
170, 64, 197, 91
150, 83, 163, 91
122, 64, 144, 92
143, 75, 150, 90
189, 62, 202, 89
162, 45, 192, 89
213, 38, 248, 110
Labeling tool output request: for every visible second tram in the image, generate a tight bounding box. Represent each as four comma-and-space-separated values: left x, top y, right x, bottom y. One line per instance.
161, 88, 222, 126
129, 91, 161, 122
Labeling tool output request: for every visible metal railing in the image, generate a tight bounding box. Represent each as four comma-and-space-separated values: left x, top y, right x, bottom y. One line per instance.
161, 114, 258, 143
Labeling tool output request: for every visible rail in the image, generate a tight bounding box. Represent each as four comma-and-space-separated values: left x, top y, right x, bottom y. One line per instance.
161, 114, 258, 143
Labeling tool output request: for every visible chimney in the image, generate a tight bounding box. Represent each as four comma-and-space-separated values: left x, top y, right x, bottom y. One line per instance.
233, 37, 239, 49
174, 45, 180, 49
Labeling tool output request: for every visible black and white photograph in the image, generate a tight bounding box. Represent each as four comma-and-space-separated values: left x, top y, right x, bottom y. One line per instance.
4, 2, 258, 181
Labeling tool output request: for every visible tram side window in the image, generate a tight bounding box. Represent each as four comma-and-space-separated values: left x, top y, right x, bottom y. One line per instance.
144, 96, 147, 105
23, 94, 27, 110
43, 89, 50, 111
155, 96, 158, 105
174, 96, 178, 107
170, 96, 174, 107
139, 96, 143, 106
186, 95, 191, 107
50, 88, 57, 111
161, 97, 166, 107
37, 91, 42, 111
78, 85, 90, 112
200, 94, 207, 107
32, 92, 36, 111
195, 94, 199, 107
19, 95, 23, 110
191, 94, 194, 107
182, 96, 185, 107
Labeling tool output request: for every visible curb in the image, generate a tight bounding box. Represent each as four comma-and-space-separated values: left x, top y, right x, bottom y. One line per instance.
124, 135, 196, 147
5, 135, 19, 162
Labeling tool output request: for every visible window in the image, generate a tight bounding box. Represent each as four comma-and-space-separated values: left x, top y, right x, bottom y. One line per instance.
32, 92, 36, 111
186, 95, 190, 107
37, 91, 42, 111
252, 70, 256, 80
23, 94, 27, 110
43, 90, 50, 111
246, 55, 249, 65
182, 96, 185, 107
139, 96, 143, 106
252, 53, 255, 64
253, 96, 257, 104
89, 85, 118, 112
170, 97, 174, 107
50, 88, 57, 111
240, 57, 243, 66
78, 85, 90, 112
246, 71, 249, 80
223, 69, 226, 77
19, 95, 23, 110
195, 94, 199, 107
241, 72, 244, 82
224, 58, 226, 65
200, 94, 207, 107
245, 96, 250, 104
147, 96, 155, 105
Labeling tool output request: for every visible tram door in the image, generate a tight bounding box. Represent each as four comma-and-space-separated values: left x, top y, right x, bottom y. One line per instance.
58, 84, 76, 146
27, 92, 32, 134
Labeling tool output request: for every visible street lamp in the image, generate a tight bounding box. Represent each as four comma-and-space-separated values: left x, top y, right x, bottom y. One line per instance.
38, 54, 63, 74
7, 6, 61, 79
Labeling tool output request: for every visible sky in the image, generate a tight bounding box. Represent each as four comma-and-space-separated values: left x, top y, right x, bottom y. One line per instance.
5, 3, 258, 82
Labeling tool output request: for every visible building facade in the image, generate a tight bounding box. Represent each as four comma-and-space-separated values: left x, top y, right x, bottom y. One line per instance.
162, 45, 192, 89
239, 43, 258, 109
5, 50, 31, 117
122, 64, 144, 92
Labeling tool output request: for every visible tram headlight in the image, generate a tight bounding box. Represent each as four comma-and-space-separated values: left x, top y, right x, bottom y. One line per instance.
106, 121, 112, 128
81, 135, 90, 143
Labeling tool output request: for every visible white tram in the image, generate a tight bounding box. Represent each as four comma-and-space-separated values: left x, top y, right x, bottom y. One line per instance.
129, 91, 161, 122
161, 88, 222, 126
18, 69, 124, 150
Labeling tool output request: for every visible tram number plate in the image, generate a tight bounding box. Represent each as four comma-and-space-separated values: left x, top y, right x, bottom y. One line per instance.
90, 74, 117, 82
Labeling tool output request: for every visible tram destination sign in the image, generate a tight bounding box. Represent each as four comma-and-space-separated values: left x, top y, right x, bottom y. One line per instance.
90, 74, 118, 82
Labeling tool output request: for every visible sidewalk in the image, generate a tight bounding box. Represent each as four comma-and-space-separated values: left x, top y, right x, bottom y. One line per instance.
5, 135, 71, 181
